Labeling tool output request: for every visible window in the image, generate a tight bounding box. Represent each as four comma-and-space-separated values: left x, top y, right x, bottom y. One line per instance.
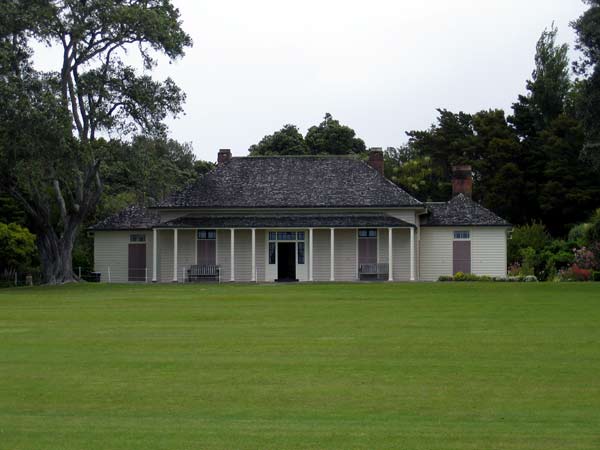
269, 242, 276, 264
454, 231, 470, 240
358, 229, 377, 238
198, 230, 216, 240
268, 231, 304, 241
297, 242, 305, 264
130, 234, 146, 243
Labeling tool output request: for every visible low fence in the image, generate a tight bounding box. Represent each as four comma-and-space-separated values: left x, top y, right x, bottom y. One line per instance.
0, 267, 100, 288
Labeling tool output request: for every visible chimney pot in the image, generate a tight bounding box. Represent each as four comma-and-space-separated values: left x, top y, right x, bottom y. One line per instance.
452, 165, 473, 198
218, 148, 232, 165
368, 147, 384, 176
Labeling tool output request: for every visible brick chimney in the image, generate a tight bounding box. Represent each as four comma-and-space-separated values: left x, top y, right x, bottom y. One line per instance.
368, 148, 384, 176
452, 165, 473, 198
218, 149, 232, 165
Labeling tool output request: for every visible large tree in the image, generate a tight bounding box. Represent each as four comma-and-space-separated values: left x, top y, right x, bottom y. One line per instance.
572, 0, 600, 168
248, 124, 308, 156
305, 113, 366, 155
0, 0, 191, 283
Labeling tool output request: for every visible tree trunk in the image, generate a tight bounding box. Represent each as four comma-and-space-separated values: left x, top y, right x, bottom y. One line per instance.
36, 221, 80, 284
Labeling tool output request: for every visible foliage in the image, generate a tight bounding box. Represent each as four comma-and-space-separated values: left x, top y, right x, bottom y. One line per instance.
573, 246, 599, 271
249, 124, 309, 156
508, 222, 551, 263
568, 222, 591, 245
572, 0, 600, 169
585, 208, 600, 243
439, 273, 494, 282
520, 247, 537, 276
0, 0, 191, 283
384, 147, 435, 199
0, 222, 36, 272
248, 114, 366, 156
305, 113, 366, 155
559, 264, 592, 282
592, 271, 600, 282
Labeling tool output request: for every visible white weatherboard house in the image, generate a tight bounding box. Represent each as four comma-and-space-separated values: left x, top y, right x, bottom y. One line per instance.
91, 149, 511, 283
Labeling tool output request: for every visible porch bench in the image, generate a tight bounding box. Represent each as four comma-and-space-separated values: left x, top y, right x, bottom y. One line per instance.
187, 264, 220, 282
358, 263, 389, 280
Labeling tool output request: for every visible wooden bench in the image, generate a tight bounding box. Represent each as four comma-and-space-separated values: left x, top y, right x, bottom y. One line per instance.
187, 265, 220, 282
358, 263, 389, 280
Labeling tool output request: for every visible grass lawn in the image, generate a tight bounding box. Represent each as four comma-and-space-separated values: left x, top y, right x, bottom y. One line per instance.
1, 283, 599, 449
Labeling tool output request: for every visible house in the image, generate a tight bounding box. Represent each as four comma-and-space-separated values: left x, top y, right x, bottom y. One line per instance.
90, 149, 511, 282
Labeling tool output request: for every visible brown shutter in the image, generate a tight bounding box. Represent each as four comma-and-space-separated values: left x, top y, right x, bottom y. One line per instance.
358, 239, 377, 265
128, 244, 147, 281
453, 241, 471, 274
197, 240, 216, 265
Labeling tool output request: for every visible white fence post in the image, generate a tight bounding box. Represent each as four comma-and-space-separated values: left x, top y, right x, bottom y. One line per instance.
145, 267, 148, 283
107, 266, 111, 283
78, 266, 82, 280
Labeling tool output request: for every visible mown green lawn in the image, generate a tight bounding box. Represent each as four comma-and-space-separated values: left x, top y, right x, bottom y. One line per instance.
0, 283, 599, 450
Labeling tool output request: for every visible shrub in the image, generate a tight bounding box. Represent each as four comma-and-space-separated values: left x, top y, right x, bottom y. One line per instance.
453, 272, 466, 281
0, 223, 37, 272
560, 264, 591, 282
507, 262, 521, 276
508, 222, 550, 264
568, 223, 590, 246
573, 246, 598, 270
520, 247, 537, 276
592, 271, 600, 282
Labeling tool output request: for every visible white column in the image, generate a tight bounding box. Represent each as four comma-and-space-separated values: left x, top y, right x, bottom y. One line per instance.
230, 228, 235, 282
309, 228, 314, 281
173, 228, 178, 282
251, 228, 256, 282
388, 228, 393, 282
410, 227, 415, 281
330, 228, 335, 282
152, 228, 157, 282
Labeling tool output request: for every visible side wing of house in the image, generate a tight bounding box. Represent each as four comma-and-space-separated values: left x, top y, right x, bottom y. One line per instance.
419, 227, 508, 281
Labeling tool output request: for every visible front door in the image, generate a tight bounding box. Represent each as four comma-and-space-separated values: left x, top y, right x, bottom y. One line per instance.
453, 241, 471, 274
277, 242, 296, 281
128, 244, 146, 281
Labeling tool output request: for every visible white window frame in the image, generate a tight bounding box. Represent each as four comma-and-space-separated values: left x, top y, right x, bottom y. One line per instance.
453, 230, 471, 240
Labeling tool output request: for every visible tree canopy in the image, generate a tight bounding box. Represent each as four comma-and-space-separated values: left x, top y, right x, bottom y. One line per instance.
248, 114, 366, 156
0, 0, 191, 283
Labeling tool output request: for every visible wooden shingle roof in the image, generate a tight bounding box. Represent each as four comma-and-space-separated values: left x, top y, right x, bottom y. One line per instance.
159, 156, 422, 209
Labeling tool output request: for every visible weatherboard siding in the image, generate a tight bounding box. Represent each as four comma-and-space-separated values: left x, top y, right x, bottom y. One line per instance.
158, 230, 174, 282
419, 227, 507, 280
393, 228, 411, 281
256, 230, 266, 282
313, 229, 331, 281
94, 231, 154, 283
471, 228, 507, 278
419, 228, 453, 281
216, 229, 231, 281
234, 229, 253, 282
387, 210, 417, 225
334, 229, 357, 281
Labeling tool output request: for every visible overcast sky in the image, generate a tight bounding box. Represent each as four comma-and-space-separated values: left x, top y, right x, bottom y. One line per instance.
34, 0, 589, 162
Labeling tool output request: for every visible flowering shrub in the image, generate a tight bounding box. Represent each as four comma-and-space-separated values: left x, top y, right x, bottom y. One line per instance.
573, 246, 598, 270
559, 264, 592, 282
508, 262, 521, 276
